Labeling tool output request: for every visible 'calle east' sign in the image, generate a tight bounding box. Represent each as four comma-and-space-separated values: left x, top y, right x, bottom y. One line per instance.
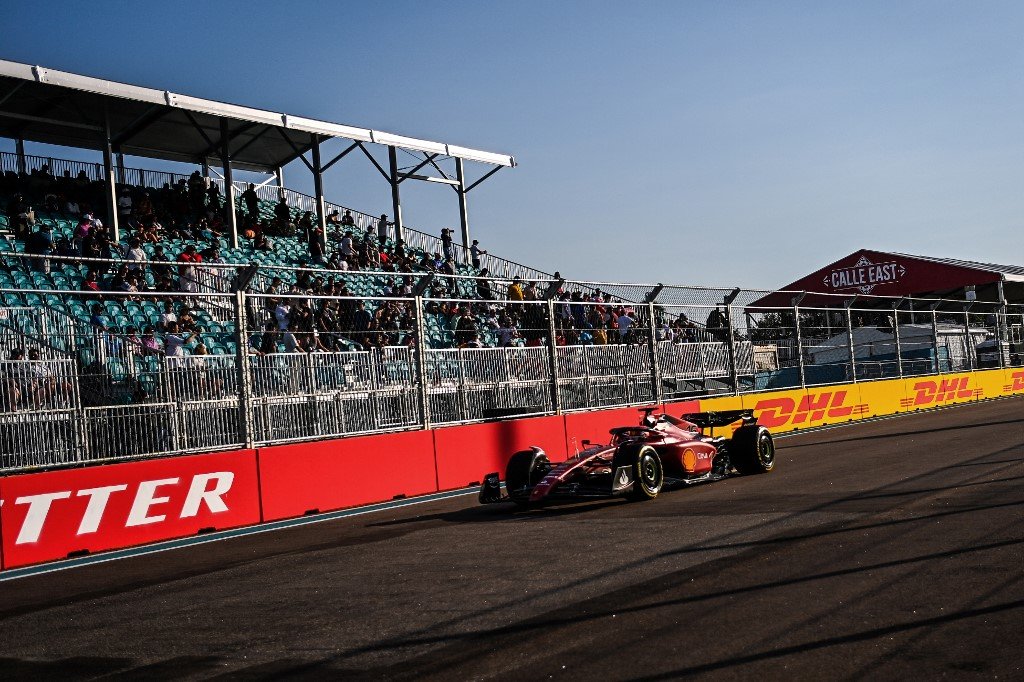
822, 255, 906, 294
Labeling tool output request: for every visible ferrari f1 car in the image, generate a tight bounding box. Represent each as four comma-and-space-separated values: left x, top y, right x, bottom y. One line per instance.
479, 407, 775, 506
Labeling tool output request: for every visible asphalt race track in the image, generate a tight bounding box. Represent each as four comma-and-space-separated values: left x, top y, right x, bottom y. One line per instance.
1, 397, 1023, 680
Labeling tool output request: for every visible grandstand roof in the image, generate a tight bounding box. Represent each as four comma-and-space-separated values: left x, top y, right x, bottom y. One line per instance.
0, 59, 514, 173
749, 249, 1024, 308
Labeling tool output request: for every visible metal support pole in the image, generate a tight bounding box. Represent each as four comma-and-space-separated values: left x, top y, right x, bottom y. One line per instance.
234, 290, 254, 448
844, 302, 857, 382
388, 146, 405, 243
724, 304, 739, 394
413, 296, 431, 429
201, 159, 210, 178
101, 106, 120, 243
115, 151, 125, 184
793, 306, 806, 388
455, 157, 470, 260
892, 302, 904, 378
310, 134, 328, 234
931, 307, 941, 374
275, 166, 284, 189
547, 298, 562, 414
219, 119, 239, 249
647, 302, 663, 405
995, 281, 1007, 369
15, 138, 26, 174
963, 307, 974, 371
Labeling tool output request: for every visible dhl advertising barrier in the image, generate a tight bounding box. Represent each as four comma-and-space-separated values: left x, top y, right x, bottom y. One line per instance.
1, 368, 1021, 569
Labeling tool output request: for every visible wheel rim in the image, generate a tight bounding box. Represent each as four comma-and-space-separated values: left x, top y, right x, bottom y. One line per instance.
759, 437, 775, 467
639, 453, 662, 492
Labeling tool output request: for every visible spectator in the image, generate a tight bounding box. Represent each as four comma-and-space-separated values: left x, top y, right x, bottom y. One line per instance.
124, 237, 147, 274
377, 213, 389, 243
274, 197, 291, 230
441, 228, 455, 262
470, 239, 487, 269
617, 308, 634, 343
476, 268, 493, 300
454, 305, 477, 345
117, 188, 132, 224
158, 301, 177, 331
342, 210, 356, 226
326, 209, 342, 225
340, 231, 355, 259
150, 244, 172, 280
163, 321, 192, 357
141, 326, 162, 356
25, 224, 54, 273
6, 193, 33, 240
81, 270, 102, 299
507, 276, 524, 302
177, 244, 202, 292
241, 183, 259, 220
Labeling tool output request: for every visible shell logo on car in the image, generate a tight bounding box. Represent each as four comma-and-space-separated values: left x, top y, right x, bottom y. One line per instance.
900, 377, 982, 408
751, 390, 868, 429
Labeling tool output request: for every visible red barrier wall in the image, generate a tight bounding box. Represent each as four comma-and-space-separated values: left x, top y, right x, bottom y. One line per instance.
257, 430, 437, 522
0, 449, 260, 569
433, 415, 569, 490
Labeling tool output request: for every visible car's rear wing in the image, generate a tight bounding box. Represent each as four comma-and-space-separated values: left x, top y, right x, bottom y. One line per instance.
682, 409, 757, 429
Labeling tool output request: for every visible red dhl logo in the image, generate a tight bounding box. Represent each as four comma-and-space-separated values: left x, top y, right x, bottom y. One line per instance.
900, 377, 982, 408
752, 390, 868, 428
1003, 371, 1024, 394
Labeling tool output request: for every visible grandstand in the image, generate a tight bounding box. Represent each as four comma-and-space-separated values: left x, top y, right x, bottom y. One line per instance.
1, 59, 1023, 478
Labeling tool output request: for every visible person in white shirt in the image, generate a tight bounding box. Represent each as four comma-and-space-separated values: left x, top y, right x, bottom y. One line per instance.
117, 190, 132, 222
275, 302, 291, 331
164, 322, 191, 357
158, 302, 177, 331
340, 231, 355, 258
617, 310, 633, 342
377, 214, 389, 243
124, 237, 147, 273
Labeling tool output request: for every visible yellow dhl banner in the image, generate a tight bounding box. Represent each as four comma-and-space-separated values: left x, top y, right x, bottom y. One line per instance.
689, 368, 1019, 436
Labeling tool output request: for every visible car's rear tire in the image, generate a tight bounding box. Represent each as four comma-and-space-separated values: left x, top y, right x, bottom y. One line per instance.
731, 426, 775, 475
505, 449, 550, 506
614, 443, 664, 501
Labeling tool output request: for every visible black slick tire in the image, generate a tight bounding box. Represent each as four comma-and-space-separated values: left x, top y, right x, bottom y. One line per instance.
615, 443, 664, 501
505, 449, 550, 506
730, 425, 775, 475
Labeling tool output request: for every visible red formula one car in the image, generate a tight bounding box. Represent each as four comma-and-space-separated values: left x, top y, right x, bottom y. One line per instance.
479, 407, 775, 506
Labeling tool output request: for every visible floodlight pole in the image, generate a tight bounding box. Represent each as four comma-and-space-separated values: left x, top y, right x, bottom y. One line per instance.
219, 119, 239, 249
456, 157, 470, 259
15, 138, 26, 174
310, 134, 327, 234
101, 105, 120, 243
387, 146, 405, 243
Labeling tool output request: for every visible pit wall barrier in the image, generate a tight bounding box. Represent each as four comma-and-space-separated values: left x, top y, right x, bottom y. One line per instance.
2, 368, 1022, 569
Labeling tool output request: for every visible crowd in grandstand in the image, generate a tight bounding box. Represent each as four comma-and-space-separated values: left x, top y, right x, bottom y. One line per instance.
2, 164, 715, 371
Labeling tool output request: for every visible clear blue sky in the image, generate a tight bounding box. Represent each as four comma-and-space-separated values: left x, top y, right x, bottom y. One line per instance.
3, 1, 1022, 289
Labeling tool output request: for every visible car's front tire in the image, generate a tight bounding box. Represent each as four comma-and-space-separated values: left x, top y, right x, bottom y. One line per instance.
615, 443, 664, 501
505, 448, 550, 506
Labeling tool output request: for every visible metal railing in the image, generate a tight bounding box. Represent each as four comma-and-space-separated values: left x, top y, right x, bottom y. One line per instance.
0, 274, 1021, 473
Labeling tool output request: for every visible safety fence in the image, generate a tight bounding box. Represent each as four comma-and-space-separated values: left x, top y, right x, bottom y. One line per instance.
0, 274, 1022, 472
2, 366, 1023, 571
